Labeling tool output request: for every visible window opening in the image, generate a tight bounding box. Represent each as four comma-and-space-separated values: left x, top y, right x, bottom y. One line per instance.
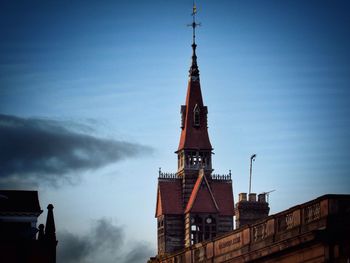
193, 104, 200, 127
190, 215, 217, 245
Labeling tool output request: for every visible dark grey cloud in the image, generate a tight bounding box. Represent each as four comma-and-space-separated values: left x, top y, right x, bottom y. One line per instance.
57, 219, 154, 263
122, 242, 155, 263
0, 114, 152, 188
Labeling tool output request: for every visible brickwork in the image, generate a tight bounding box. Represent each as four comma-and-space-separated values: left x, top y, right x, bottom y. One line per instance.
235, 193, 270, 228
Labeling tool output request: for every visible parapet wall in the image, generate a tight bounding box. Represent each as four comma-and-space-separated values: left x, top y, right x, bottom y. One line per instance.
149, 194, 350, 263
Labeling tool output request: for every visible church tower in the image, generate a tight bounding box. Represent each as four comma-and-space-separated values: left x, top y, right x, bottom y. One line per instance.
155, 4, 234, 255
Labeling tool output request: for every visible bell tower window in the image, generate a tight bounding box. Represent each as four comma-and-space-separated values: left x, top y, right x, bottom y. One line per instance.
193, 104, 200, 127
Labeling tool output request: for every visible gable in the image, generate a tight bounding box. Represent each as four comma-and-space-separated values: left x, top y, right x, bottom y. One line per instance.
185, 174, 219, 214
190, 181, 219, 213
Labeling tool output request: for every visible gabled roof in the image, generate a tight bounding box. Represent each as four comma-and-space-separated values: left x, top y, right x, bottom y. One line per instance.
0, 190, 42, 215
155, 180, 183, 217
185, 171, 235, 216
185, 173, 219, 214
155, 175, 234, 217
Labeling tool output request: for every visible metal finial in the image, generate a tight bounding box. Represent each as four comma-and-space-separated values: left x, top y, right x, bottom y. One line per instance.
190, 1, 200, 45
187, 1, 201, 79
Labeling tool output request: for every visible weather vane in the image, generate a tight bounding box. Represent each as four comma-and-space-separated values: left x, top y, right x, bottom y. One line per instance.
187, 1, 201, 45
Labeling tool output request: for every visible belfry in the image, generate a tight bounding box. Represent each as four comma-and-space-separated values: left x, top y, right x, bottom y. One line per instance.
155, 4, 234, 255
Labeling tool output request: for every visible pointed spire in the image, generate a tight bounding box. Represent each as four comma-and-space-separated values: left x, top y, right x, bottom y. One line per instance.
178, 2, 212, 153
45, 204, 56, 242
188, 1, 200, 79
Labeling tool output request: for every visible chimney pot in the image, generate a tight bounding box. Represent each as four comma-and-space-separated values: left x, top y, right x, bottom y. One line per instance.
258, 193, 266, 203
249, 193, 257, 202
239, 193, 247, 202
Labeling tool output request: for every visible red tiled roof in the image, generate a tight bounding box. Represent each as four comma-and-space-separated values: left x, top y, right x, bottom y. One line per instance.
185, 174, 234, 216
185, 174, 219, 214
211, 182, 235, 216
155, 180, 183, 217
0, 190, 42, 214
178, 80, 212, 151
155, 176, 234, 217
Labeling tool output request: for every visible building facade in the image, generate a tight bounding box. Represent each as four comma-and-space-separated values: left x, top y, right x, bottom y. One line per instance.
0, 190, 57, 263
150, 194, 350, 263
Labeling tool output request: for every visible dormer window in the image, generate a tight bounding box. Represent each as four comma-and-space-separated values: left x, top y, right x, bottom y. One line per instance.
193, 104, 200, 127
181, 106, 186, 129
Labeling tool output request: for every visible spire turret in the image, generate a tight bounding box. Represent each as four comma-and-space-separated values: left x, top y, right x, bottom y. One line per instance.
177, 1, 212, 174
45, 204, 56, 242
44, 204, 57, 263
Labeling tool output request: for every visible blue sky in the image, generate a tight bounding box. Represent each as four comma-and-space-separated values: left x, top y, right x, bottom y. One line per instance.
1, 0, 350, 262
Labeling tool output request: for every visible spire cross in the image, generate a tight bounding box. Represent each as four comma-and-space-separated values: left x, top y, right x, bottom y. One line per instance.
187, 1, 201, 45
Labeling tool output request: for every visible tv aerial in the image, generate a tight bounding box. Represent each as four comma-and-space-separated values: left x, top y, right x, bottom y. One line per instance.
261, 190, 276, 203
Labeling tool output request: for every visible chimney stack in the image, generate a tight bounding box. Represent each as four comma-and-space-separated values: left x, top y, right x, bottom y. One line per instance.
235, 192, 270, 228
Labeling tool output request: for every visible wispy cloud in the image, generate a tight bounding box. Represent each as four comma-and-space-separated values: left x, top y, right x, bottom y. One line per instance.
57, 218, 154, 263
0, 114, 152, 188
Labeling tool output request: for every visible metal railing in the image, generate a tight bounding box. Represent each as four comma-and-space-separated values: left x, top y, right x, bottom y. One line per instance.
212, 170, 231, 181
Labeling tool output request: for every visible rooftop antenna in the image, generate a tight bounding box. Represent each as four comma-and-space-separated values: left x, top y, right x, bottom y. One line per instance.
249, 154, 256, 195
261, 190, 276, 203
